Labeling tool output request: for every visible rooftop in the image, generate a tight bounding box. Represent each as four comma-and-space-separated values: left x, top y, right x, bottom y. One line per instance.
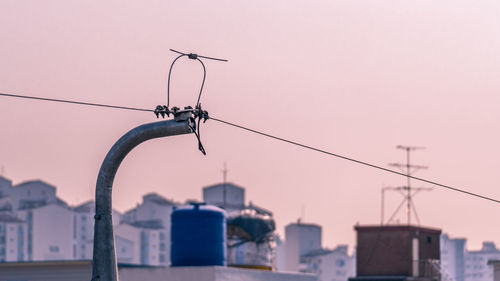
354, 224, 442, 234
128, 220, 164, 230
143, 193, 176, 206
203, 182, 245, 192
14, 180, 56, 190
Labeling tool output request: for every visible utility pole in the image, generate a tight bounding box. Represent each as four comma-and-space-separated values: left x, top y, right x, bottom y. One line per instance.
92, 116, 194, 281
383, 145, 432, 226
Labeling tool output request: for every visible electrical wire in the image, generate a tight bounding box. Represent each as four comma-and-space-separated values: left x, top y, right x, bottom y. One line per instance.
170, 49, 229, 62
1, 91, 499, 204
209, 117, 500, 204
0, 92, 152, 112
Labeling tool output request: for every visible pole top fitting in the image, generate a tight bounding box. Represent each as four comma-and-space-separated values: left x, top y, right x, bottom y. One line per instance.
173, 107, 194, 122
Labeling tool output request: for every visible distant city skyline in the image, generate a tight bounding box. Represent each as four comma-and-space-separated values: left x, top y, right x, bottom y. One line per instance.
0, 172, 498, 254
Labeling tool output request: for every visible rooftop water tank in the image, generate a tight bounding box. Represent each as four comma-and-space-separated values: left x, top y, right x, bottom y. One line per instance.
171, 203, 226, 266
227, 209, 276, 270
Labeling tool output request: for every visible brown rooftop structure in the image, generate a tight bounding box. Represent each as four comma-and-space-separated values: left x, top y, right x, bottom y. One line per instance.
350, 225, 442, 281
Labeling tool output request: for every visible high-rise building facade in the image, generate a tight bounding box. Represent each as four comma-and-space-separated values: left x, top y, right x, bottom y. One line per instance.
441, 233, 466, 281
465, 242, 500, 281
283, 221, 322, 272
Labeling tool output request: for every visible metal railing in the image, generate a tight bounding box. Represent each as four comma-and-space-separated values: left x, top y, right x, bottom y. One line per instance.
420, 259, 455, 281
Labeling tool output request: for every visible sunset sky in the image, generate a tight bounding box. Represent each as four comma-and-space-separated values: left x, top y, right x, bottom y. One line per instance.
1, 0, 500, 250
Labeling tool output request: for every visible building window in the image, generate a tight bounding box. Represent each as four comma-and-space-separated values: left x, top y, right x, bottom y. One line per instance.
17, 225, 24, 261
73, 216, 77, 239
141, 231, 149, 265
49, 246, 59, 253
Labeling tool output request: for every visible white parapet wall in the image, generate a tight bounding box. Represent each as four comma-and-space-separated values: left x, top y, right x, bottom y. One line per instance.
0, 261, 316, 281
119, 266, 317, 281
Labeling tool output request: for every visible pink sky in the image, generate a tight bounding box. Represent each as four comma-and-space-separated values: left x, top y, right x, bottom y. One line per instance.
1, 0, 500, 250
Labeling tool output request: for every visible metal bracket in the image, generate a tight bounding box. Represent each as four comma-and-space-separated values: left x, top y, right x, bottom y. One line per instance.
173, 106, 194, 122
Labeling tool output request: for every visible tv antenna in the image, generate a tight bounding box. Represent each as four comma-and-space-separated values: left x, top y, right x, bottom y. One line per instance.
382, 145, 432, 225
222, 162, 228, 208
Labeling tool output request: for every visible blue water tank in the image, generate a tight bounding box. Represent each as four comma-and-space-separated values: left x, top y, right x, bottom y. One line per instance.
171, 203, 226, 266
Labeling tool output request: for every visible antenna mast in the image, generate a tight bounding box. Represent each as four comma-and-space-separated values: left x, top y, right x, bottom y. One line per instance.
384, 145, 432, 225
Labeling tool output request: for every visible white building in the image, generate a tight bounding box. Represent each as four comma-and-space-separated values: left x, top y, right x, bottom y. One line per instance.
441, 233, 466, 281
300, 245, 355, 281
0, 176, 12, 199
120, 193, 175, 265
8, 180, 60, 211
0, 175, 279, 268
283, 221, 322, 272
465, 242, 500, 281
203, 183, 245, 212
275, 234, 286, 271
0, 176, 72, 262
115, 221, 167, 266
17, 203, 74, 261
0, 213, 27, 262
72, 201, 122, 260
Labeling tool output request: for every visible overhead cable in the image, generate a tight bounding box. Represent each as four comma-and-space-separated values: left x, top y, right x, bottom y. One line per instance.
209, 117, 500, 205
1, 91, 499, 204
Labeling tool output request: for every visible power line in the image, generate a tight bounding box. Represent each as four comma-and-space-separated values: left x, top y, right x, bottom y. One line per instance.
209, 117, 500, 205
0, 93, 152, 112
1, 91, 499, 205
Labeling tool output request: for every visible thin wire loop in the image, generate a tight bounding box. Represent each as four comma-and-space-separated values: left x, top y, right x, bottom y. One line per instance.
166, 54, 186, 109
195, 58, 206, 106
166, 54, 206, 109
167, 49, 226, 109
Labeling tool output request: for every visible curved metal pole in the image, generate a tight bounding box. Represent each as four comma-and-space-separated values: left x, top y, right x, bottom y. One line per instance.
92, 119, 193, 281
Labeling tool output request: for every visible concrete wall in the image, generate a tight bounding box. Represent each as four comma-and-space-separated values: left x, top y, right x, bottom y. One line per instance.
0, 261, 91, 281
0, 262, 316, 281
119, 266, 316, 281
